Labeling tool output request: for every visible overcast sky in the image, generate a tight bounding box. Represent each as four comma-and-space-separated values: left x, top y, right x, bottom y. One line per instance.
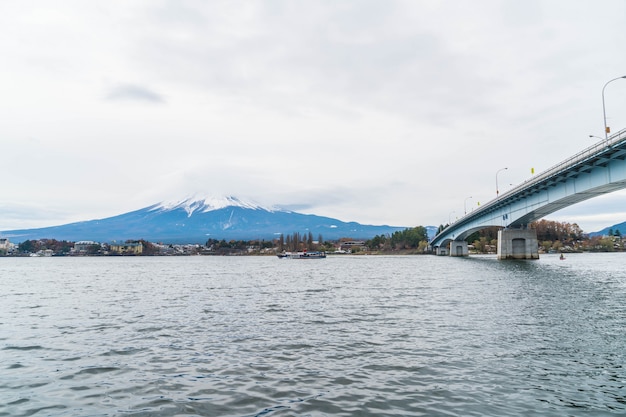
2, 0, 626, 234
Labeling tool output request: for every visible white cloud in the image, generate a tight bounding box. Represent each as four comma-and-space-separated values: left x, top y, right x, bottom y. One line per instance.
105, 83, 164, 103
1, 0, 626, 234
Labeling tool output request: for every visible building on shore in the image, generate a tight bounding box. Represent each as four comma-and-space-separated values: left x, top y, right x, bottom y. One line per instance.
0, 238, 15, 254
109, 242, 143, 255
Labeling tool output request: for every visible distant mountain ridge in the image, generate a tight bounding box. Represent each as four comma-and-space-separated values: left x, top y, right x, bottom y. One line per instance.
589, 221, 626, 237
1, 195, 413, 244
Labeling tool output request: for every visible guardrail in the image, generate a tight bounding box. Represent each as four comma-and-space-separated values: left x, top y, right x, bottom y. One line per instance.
433, 127, 626, 243
498, 127, 626, 202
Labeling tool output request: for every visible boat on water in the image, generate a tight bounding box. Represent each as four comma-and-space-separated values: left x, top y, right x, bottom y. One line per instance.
277, 251, 326, 259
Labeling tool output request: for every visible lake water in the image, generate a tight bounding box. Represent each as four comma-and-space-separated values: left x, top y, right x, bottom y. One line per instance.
1, 253, 625, 416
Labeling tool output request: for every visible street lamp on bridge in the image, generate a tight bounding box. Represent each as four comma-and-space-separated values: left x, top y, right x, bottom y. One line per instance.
496, 167, 508, 198
602, 75, 626, 142
464, 196, 472, 215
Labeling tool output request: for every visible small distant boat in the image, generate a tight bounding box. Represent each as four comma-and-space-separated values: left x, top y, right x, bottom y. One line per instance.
277, 251, 326, 259
560, 253, 565, 260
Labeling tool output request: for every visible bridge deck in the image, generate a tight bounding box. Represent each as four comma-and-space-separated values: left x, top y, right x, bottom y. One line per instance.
431, 127, 626, 248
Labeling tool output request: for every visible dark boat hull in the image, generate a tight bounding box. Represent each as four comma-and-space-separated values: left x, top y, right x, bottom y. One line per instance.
277, 251, 326, 259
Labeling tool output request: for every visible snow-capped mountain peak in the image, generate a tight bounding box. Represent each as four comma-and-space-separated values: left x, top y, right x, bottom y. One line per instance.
151, 195, 276, 217
2, 194, 409, 243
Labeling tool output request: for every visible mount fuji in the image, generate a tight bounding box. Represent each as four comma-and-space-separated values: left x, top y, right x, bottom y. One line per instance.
1, 196, 410, 244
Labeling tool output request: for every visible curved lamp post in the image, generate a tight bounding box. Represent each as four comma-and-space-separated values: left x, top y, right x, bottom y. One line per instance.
496, 167, 508, 198
464, 196, 472, 215
602, 75, 626, 142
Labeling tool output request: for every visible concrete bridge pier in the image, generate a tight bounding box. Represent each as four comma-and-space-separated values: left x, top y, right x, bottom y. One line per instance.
497, 229, 539, 260
449, 241, 469, 257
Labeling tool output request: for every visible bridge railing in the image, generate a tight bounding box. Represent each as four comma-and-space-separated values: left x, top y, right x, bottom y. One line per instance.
497, 127, 626, 202
432, 127, 626, 244
446, 127, 626, 228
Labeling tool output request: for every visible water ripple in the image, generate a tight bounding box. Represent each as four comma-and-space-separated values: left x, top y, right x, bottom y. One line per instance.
1, 255, 625, 416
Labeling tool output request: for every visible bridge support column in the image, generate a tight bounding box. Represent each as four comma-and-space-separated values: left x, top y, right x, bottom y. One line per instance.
435, 246, 448, 256
449, 241, 469, 257
497, 229, 539, 260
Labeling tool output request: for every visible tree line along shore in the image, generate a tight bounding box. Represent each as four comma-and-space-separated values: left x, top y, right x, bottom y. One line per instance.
1, 220, 623, 257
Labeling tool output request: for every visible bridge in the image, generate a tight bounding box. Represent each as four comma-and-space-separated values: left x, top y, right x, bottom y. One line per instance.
430, 127, 626, 259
